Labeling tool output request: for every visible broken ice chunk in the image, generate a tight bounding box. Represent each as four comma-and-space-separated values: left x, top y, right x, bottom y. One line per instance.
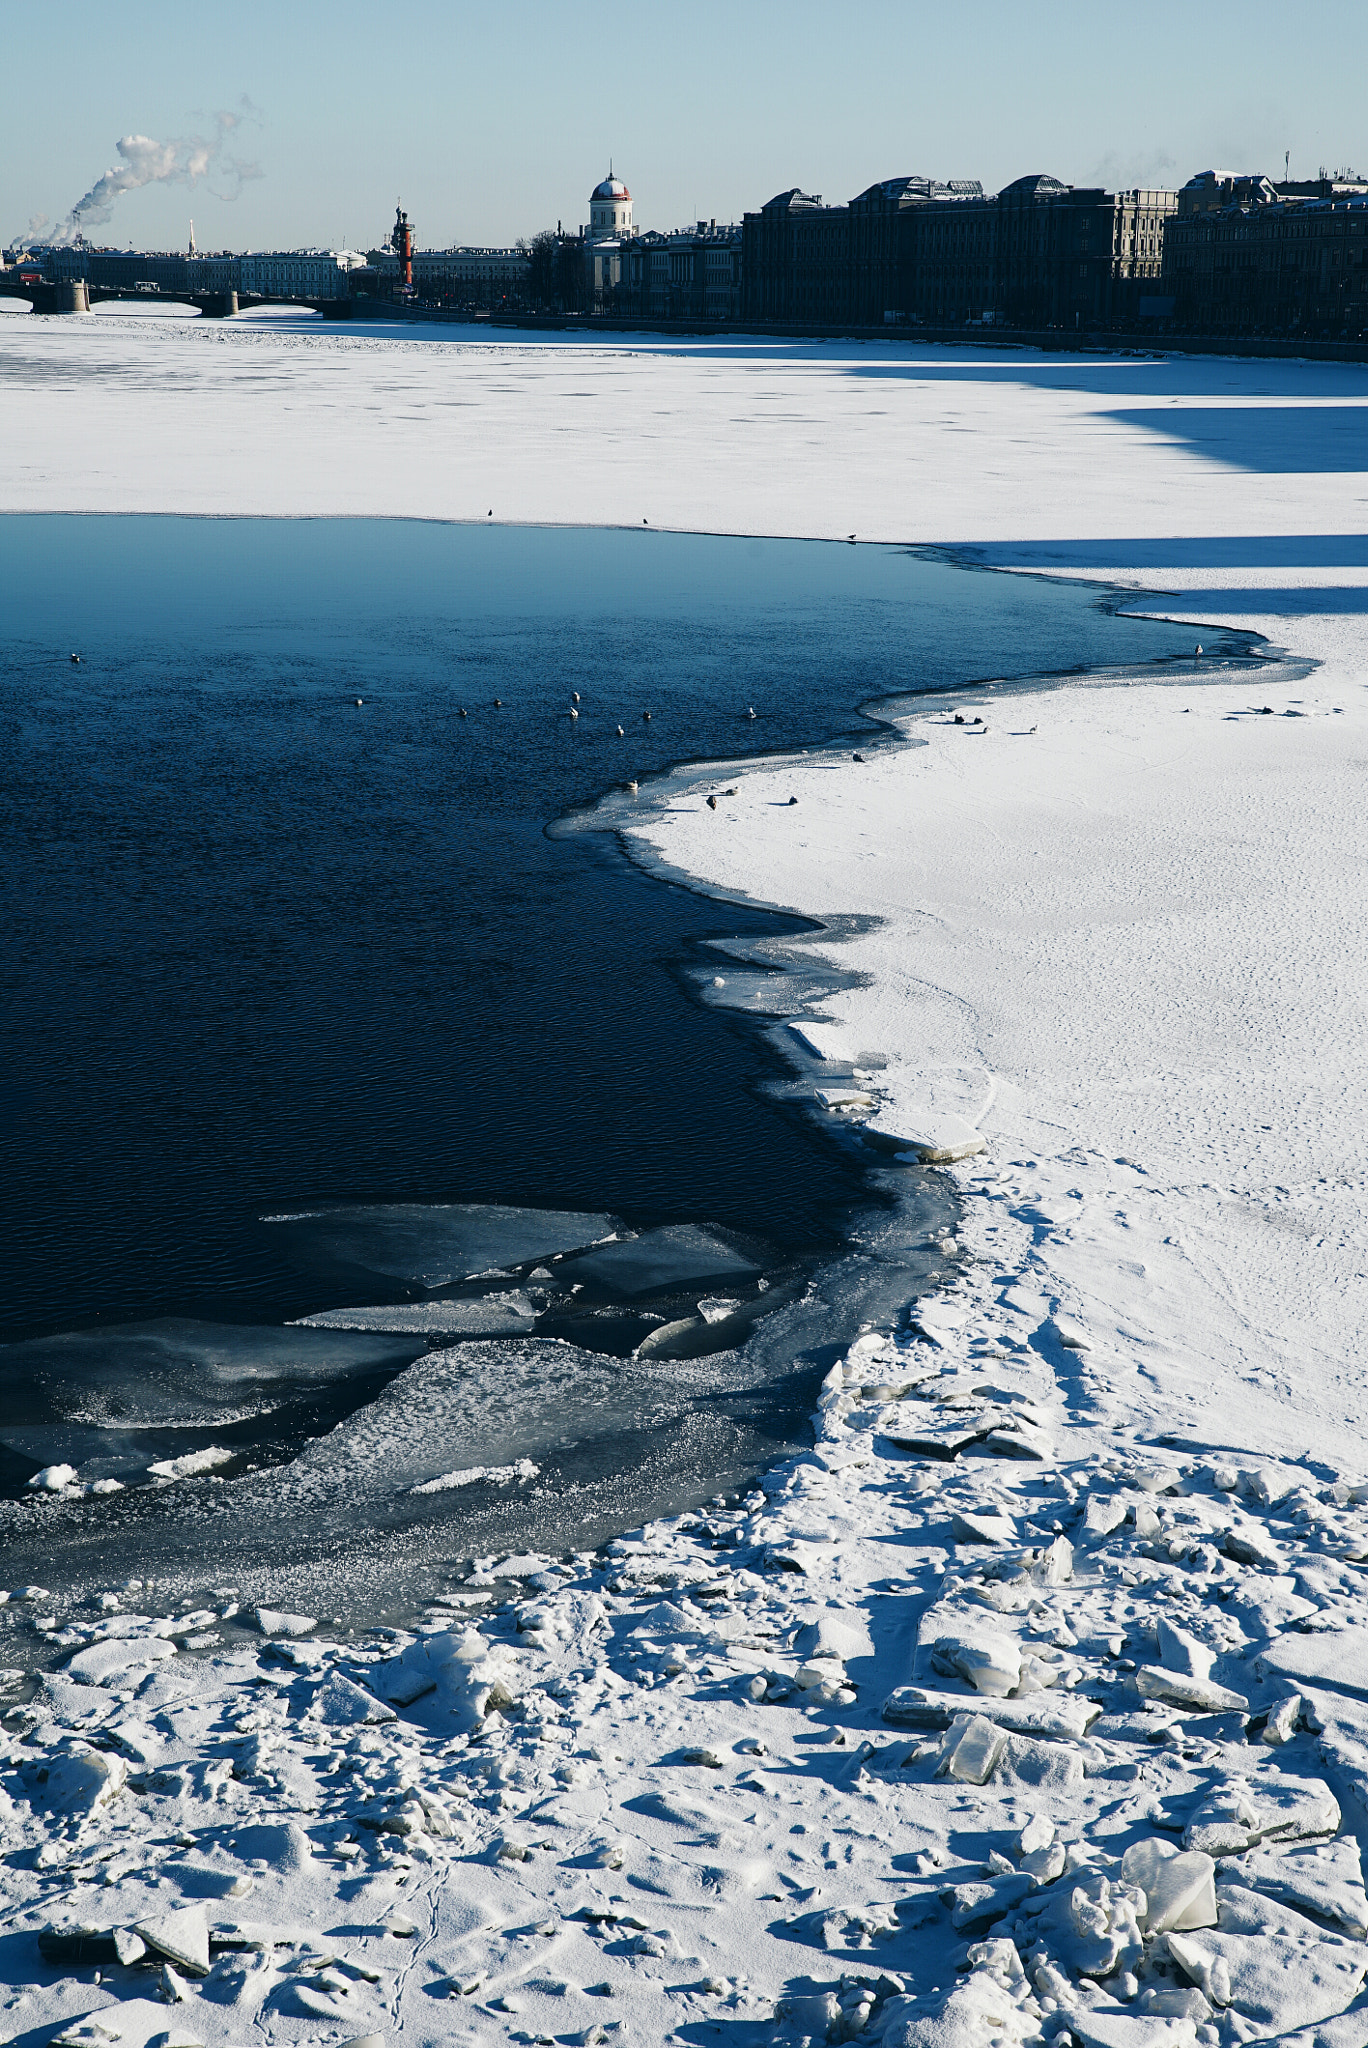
1082, 1496, 1129, 1545
0, 1317, 424, 1426
1258, 1624, 1368, 1700
27, 1463, 78, 1491
1042, 1871, 1144, 1978
24, 1744, 126, 1815
1238, 1838, 1368, 1937
558, 1224, 762, 1298
1135, 1666, 1248, 1714
1167, 1927, 1368, 2034
263, 1202, 620, 1288
882, 1408, 999, 1460
952, 1509, 1018, 1545
986, 1419, 1052, 1461
147, 1445, 234, 1481
1120, 1838, 1218, 1934
1224, 1524, 1285, 1569
1260, 1694, 1303, 1745
1156, 1618, 1217, 1682
939, 1714, 1007, 1784
1018, 1815, 1054, 1858
409, 1459, 539, 1494
1069, 2011, 1199, 2048
295, 1291, 536, 1337
950, 1869, 1033, 1928
309, 1671, 396, 1727
252, 1607, 317, 1638
134, 1904, 210, 1977
786, 1020, 858, 1063
794, 1613, 873, 1664
883, 1686, 1100, 1739
995, 1733, 1084, 1790
1183, 1778, 1339, 1854
929, 1628, 1022, 1697
66, 1637, 176, 1685
893, 1114, 987, 1164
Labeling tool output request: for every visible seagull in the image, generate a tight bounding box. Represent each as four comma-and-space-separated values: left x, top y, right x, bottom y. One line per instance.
746, 706, 757, 720
1028, 724, 1037, 735
706, 794, 718, 810
643, 711, 652, 722
69, 652, 82, 665
954, 714, 965, 725
570, 707, 579, 720
1195, 643, 1203, 655
625, 779, 638, 795
494, 698, 503, 707
616, 725, 625, 736
459, 708, 467, 717
847, 533, 857, 543
572, 691, 580, 703
488, 510, 493, 518
852, 752, 865, 763
355, 698, 364, 707
973, 715, 983, 725
787, 795, 799, 806
643, 517, 648, 525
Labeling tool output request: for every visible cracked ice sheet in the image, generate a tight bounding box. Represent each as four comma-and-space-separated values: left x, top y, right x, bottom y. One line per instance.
627, 650, 1368, 1464
14, 1377, 1368, 2048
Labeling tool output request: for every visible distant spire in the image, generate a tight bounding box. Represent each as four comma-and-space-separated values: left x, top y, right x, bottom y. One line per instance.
188, 217, 197, 258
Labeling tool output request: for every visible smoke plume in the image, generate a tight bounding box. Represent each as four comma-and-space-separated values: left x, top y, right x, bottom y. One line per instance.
51, 104, 261, 246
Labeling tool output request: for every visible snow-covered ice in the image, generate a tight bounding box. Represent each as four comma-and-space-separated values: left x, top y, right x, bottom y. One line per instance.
3, 311, 1368, 2047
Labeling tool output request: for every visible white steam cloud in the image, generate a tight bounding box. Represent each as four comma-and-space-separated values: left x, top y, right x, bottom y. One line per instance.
50, 104, 261, 246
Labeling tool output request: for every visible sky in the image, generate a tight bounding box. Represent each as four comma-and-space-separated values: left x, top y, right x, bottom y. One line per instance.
5, 0, 1367, 253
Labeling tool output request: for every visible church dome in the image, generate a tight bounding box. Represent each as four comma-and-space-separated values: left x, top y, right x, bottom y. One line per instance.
592, 174, 631, 203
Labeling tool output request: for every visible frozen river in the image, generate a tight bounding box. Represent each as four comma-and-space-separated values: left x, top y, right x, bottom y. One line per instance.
0, 516, 1257, 1621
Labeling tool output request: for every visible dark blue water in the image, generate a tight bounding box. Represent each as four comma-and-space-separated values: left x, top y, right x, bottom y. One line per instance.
0, 517, 1251, 1346
0, 515, 1264, 1618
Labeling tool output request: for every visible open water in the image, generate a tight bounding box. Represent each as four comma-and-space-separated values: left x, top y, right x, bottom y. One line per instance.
0, 517, 1257, 1621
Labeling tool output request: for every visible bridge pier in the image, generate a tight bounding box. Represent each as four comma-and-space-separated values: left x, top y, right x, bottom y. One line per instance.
32, 281, 91, 314
199, 290, 239, 319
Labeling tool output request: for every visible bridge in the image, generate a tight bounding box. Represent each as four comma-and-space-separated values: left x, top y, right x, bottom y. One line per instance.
0, 278, 357, 319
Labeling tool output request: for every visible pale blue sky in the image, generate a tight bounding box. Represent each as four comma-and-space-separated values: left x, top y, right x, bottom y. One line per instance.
6, 0, 1366, 253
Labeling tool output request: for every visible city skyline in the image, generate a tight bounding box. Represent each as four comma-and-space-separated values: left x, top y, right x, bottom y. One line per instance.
5, 0, 1366, 254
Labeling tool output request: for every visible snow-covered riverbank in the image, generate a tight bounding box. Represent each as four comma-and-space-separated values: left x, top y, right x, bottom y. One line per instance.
4, 313, 1368, 2048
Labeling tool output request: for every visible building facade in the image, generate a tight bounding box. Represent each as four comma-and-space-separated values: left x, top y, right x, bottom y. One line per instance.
36, 245, 364, 297
740, 171, 1164, 331
368, 246, 531, 303
1165, 170, 1368, 335
619, 223, 742, 321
